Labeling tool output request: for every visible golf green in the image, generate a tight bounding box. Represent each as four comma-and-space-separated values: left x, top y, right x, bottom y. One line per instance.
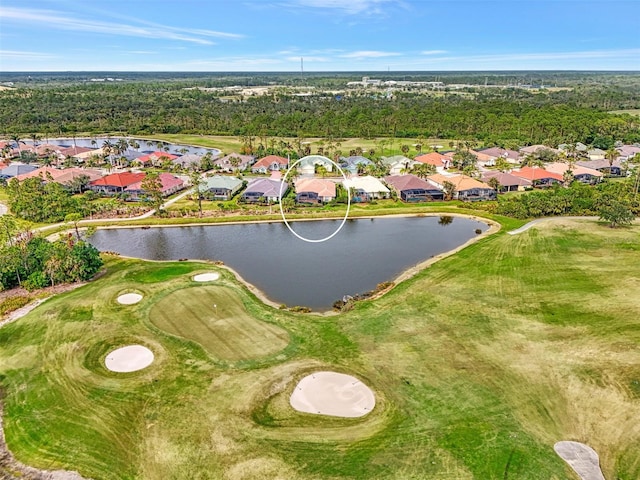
149, 285, 289, 361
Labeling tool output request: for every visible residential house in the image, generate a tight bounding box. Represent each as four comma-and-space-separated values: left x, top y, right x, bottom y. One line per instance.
510, 166, 563, 187
172, 153, 203, 170
295, 178, 336, 203
0, 164, 38, 180
519, 145, 558, 156
251, 155, 289, 174
125, 173, 185, 200
339, 156, 373, 175
342, 175, 390, 201
213, 153, 255, 173
544, 162, 603, 184
297, 155, 334, 176
199, 175, 244, 200
477, 147, 521, 165
135, 151, 178, 166
89, 172, 146, 195
380, 155, 416, 175
587, 148, 606, 161
59, 146, 94, 158
242, 178, 288, 203
576, 159, 626, 176
414, 152, 450, 170
384, 174, 444, 202
428, 174, 496, 201
481, 171, 532, 192
616, 145, 640, 162
16, 166, 102, 186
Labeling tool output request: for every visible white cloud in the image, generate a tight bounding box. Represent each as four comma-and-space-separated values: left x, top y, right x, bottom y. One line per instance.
0, 6, 243, 46
0, 49, 55, 59
285, 56, 329, 62
421, 50, 447, 55
417, 48, 640, 64
285, 0, 400, 15
340, 50, 400, 58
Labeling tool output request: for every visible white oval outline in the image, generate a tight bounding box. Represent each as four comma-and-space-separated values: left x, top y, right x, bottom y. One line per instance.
278, 157, 351, 243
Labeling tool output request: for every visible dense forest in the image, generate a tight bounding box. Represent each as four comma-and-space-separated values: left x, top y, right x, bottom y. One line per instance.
1, 72, 639, 148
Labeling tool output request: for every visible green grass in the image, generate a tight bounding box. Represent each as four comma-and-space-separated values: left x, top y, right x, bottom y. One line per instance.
1, 220, 639, 479
149, 285, 289, 363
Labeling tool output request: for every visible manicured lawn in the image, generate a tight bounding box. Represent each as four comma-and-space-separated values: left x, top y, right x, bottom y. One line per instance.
1, 219, 639, 479
148, 134, 459, 157
149, 285, 289, 362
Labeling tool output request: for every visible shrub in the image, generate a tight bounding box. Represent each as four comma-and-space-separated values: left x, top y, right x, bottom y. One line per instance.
23, 271, 50, 291
0, 296, 31, 316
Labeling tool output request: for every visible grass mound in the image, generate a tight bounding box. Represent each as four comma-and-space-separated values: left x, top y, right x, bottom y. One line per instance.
149, 286, 289, 362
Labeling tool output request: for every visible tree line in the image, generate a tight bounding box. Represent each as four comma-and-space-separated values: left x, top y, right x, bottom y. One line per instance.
1, 82, 638, 147
0, 216, 103, 291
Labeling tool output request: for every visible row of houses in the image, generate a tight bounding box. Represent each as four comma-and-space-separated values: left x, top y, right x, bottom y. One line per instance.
2, 165, 186, 200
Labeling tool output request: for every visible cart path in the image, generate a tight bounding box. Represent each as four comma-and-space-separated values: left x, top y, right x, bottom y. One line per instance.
508, 216, 599, 235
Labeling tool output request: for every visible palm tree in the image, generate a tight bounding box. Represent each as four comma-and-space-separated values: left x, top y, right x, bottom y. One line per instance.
10, 134, 22, 154
102, 140, 114, 166
605, 148, 619, 176
410, 163, 436, 179
487, 176, 502, 193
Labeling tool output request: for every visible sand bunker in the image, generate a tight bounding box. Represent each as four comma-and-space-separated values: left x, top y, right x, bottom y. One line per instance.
193, 272, 220, 282
116, 293, 143, 305
104, 345, 154, 373
554, 441, 605, 480
290, 371, 375, 418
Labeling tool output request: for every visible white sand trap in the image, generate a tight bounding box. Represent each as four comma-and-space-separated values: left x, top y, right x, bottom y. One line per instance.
290, 371, 375, 418
104, 345, 154, 373
554, 441, 605, 480
193, 272, 220, 282
116, 293, 143, 305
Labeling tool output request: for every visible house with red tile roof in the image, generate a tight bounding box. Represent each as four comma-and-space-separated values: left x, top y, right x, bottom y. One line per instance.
428, 174, 496, 201
384, 174, 444, 202
125, 173, 184, 200
295, 178, 336, 203
89, 172, 146, 194
251, 155, 289, 174
414, 152, 450, 170
134, 151, 178, 166
510, 166, 563, 187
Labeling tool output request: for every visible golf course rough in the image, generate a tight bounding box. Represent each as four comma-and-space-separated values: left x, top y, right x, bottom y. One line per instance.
1, 221, 640, 479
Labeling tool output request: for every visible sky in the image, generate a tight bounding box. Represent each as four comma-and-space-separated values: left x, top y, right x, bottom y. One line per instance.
0, 0, 639, 71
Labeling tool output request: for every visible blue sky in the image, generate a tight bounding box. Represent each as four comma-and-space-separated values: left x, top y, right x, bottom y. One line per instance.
0, 0, 638, 71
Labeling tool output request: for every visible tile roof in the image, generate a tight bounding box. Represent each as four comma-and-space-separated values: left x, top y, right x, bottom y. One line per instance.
544, 162, 603, 177
125, 173, 184, 193
481, 171, 532, 187
428, 173, 493, 191
199, 175, 243, 191
342, 175, 390, 194
478, 147, 521, 161
384, 174, 440, 192
253, 155, 288, 169
90, 172, 146, 188
244, 178, 288, 197
414, 152, 448, 167
0, 164, 39, 177
511, 167, 563, 182
59, 146, 95, 156
136, 151, 179, 164
295, 178, 336, 197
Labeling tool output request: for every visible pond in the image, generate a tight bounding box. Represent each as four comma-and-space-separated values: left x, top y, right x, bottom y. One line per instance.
89, 216, 489, 311
23, 137, 220, 157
